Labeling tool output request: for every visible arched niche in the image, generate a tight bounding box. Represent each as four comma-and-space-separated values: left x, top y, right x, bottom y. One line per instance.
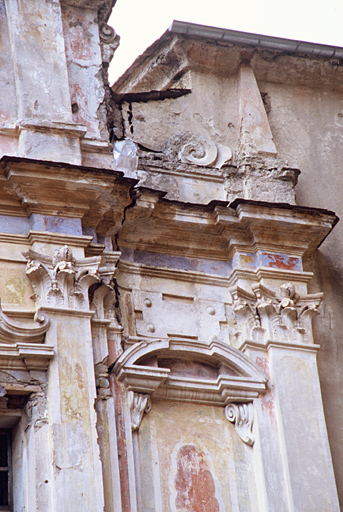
112, 338, 267, 444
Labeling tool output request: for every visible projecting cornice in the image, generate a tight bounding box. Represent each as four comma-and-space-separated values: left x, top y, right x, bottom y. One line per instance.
0, 156, 136, 235
117, 191, 338, 263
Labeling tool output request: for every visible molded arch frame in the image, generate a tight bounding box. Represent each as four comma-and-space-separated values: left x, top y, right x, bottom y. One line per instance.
113, 338, 268, 401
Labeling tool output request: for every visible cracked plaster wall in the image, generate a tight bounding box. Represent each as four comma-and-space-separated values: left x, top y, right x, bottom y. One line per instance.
113, 37, 343, 507
257, 78, 343, 500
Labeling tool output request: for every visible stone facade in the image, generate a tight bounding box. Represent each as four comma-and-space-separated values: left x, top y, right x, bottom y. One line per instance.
0, 4, 342, 511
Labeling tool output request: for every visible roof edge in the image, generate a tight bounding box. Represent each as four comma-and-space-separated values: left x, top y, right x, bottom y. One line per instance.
169, 20, 343, 59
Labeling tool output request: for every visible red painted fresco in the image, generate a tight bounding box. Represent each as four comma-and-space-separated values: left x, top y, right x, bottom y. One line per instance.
175, 445, 219, 512
263, 253, 300, 271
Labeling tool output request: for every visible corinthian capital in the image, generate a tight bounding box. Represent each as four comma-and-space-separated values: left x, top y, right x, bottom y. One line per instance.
23, 245, 103, 310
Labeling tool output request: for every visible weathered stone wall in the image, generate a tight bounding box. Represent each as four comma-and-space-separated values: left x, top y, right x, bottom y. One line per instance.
0, 4, 342, 510
112, 28, 343, 510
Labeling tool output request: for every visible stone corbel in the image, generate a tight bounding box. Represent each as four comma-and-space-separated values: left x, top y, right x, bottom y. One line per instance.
225, 402, 254, 446
129, 391, 151, 431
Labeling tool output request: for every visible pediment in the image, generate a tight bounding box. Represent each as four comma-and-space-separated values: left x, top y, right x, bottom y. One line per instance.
113, 338, 267, 405
0, 306, 53, 370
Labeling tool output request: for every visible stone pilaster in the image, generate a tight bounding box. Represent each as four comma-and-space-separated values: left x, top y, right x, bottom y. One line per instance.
230, 280, 339, 511
90, 251, 123, 512
24, 245, 105, 512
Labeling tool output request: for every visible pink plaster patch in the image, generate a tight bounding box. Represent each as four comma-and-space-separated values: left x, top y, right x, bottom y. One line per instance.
255, 356, 270, 379
255, 357, 277, 428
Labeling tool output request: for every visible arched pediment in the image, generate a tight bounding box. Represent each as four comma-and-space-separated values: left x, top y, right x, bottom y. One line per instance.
0, 305, 53, 371
113, 338, 267, 406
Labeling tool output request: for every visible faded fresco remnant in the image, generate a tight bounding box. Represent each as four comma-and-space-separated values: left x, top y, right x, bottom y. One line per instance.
175, 445, 220, 512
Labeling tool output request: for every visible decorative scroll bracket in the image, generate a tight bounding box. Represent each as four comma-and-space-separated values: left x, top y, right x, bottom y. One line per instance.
0, 303, 52, 370
129, 391, 151, 431
225, 402, 254, 446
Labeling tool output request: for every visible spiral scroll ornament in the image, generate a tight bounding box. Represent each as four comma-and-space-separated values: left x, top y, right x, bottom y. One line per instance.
178, 135, 218, 166
99, 22, 117, 44
225, 402, 254, 446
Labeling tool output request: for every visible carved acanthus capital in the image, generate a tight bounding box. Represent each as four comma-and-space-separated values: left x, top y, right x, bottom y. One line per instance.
23, 245, 104, 310
129, 391, 151, 431
230, 283, 322, 345
225, 402, 254, 446
230, 287, 261, 344
90, 251, 121, 323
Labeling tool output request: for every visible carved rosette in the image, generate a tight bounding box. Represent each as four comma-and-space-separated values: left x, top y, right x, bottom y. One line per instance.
23, 245, 105, 310
225, 402, 254, 446
230, 283, 322, 346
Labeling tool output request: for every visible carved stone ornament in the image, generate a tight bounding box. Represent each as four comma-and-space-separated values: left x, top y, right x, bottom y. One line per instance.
230, 282, 322, 346
23, 246, 119, 310
90, 251, 121, 322
164, 133, 232, 169
99, 22, 120, 64
95, 359, 111, 399
112, 139, 139, 176
129, 391, 151, 431
113, 338, 267, 436
225, 402, 254, 446
0, 303, 53, 370
99, 22, 117, 44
